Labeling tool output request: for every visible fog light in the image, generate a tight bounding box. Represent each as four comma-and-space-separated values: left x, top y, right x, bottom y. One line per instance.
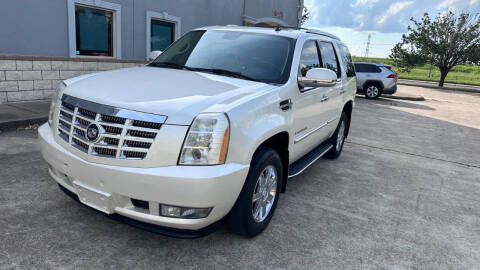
160, 204, 212, 219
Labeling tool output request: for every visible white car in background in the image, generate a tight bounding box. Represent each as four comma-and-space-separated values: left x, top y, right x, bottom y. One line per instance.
354, 62, 398, 99
38, 26, 356, 238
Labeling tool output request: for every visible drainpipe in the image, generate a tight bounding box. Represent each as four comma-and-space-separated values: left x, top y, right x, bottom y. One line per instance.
297, 0, 304, 27
242, 0, 246, 25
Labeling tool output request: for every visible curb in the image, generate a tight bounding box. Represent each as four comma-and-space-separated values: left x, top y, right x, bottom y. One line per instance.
0, 116, 48, 132
383, 95, 425, 101
398, 81, 480, 94
356, 94, 425, 102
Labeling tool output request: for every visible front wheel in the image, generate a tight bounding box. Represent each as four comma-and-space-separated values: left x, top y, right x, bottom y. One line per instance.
226, 146, 283, 237
326, 112, 347, 159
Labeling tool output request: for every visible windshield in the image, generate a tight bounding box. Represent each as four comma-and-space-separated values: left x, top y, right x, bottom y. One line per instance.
150, 30, 295, 84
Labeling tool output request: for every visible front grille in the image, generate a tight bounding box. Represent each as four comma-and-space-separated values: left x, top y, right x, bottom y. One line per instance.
128, 129, 157, 139
56, 94, 167, 160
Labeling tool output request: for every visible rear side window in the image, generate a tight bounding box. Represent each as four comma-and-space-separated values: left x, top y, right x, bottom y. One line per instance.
365, 64, 381, 73
338, 44, 356, 77
371, 65, 382, 73
317, 41, 340, 78
298, 40, 321, 77
354, 64, 381, 73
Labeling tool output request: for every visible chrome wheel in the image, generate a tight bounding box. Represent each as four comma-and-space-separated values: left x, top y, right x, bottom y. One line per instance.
252, 165, 277, 223
336, 120, 345, 151
366, 85, 379, 98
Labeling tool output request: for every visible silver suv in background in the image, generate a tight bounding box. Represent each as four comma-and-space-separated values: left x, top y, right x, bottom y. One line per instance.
354, 62, 397, 99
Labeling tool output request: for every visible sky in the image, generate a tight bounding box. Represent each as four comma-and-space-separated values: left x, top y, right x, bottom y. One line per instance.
303, 0, 480, 58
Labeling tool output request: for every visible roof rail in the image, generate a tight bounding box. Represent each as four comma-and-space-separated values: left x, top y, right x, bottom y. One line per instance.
262, 25, 341, 41
223, 25, 341, 41
305, 29, 340, 41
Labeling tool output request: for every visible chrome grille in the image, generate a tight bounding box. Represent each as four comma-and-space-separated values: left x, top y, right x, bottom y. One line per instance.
56, 94, 167, 160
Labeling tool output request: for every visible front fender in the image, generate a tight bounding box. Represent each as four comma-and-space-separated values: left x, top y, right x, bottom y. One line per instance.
225, 91, 291, 165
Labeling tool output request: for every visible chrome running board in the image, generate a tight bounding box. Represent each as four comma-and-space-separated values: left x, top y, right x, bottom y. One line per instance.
288, 142, 333, 178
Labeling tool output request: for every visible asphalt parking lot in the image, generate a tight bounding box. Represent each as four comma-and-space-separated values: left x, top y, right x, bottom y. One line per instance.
1, 85, 480, 269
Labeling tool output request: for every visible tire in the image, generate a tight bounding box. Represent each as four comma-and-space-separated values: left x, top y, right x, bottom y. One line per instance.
226, 146, 283, 237
364, 83, 382, 99
326, 112, 347, 159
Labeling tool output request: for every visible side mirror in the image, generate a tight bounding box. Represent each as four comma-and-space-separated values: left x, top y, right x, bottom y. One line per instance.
298, 68, 337, 88
149, 50, 163, 61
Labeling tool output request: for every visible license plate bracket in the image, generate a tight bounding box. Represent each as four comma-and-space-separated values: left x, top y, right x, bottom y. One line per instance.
73, 181, 114, 214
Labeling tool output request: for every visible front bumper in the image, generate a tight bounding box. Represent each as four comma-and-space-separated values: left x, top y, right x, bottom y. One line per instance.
38, 123, 249, 231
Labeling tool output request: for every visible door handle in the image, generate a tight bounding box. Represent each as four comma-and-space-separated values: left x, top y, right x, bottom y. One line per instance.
279, 99, 292, 111
340, 88, 346, 94
321, 95, 329, 102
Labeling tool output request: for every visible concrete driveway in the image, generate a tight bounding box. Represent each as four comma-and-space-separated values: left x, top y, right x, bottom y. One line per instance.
1, 85, 479, 269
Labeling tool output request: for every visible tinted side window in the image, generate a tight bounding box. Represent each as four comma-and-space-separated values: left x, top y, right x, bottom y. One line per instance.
298, 40, 321, 77
354, 64, 364, 72
318, 41, 340, 78
372, 65, 382, 73
365, 64, 381, 73
338, 44, 356, 77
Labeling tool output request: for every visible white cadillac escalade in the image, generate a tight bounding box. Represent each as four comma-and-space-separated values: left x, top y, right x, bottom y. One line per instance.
38, 26, 356, 238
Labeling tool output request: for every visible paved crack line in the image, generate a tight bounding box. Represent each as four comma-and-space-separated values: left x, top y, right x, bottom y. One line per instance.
346, 141, 480, 169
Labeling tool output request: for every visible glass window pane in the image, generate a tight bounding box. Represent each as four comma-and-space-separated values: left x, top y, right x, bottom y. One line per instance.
318, 41, 340, 78
298, 41, 320, 77
153, 30, 295, 84
357, 64, 368, 73
338, 44, 356, 77
355, 64, 363, 72
151, 20, 175, 52
75, 5, 113, 56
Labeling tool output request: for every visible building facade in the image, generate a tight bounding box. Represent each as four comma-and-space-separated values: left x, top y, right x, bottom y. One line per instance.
0, 0, 304, 103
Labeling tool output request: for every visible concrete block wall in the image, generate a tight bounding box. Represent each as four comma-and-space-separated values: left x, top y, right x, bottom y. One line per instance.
0, 56, 146, 104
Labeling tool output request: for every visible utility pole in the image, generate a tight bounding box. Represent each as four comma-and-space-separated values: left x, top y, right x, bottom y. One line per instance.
365, 34, 371, 58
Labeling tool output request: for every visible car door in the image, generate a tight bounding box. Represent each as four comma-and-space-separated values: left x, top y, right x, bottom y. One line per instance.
354, 63, 367, 89
370, 64, 383, 81
290, 40, 334, 162
317, 41, 343, 137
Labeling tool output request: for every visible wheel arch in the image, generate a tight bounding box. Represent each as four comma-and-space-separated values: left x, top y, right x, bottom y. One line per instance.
342, 100, 353, 138
362, 80, 384, 91
250, 131, 290, 193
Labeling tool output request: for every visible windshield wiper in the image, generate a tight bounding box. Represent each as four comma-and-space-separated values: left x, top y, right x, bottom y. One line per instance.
192, 68, 258, 82
149, 64, 260, 83
149, 62, 193, 70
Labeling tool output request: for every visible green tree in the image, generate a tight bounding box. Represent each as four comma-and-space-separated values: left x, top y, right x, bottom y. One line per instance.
301, 6, 310, 26
390, 12, 480, 86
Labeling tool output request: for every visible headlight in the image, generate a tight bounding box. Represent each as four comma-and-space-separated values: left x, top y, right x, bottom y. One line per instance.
48, 82, 66, 126
179, 113, 230, 165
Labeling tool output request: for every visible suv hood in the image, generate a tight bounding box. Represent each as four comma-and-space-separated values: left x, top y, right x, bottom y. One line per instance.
64, 66, 274, 125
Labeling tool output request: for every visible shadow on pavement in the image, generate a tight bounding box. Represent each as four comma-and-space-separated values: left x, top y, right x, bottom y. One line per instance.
0, 98, 480, 269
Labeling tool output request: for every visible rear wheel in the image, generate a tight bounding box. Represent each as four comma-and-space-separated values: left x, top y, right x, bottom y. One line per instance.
364, 83, 382, 99
326, 112, 347, 159
226, 146, 282, 237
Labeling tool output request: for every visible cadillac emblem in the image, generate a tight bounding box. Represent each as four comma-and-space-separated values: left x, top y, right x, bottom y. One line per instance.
86, 123, 101, 142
